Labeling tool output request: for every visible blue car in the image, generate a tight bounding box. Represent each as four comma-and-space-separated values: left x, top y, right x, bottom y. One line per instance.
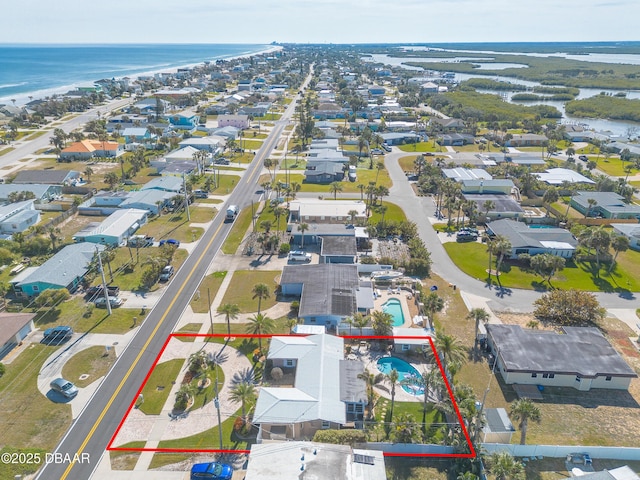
190, 462, 233, 480
159, 238, 180, 247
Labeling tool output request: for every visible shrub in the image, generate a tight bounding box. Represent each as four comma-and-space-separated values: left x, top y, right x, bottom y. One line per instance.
0, 363, 5, 378
279, 243, 291, 255
270, 367, 283, 381
312, 429, 367, 446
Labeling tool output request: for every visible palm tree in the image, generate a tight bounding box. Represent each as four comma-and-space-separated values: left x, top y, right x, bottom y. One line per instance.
371, 310, 393, 336
488, 451, 525, 480
273, 206, 285, 232
589, 226, 611, 274
84, 166, 94, 182
434, 332, 467, 378
47, 226, 62, 251
423, 292, 444, 323
357, 183, 365, 200
246, 313, 275, 350
542, 187, 559, 205
351, 312, 369, 336
585, 198, 598, 218
467, 308, 490, 346
375, 160, 385, 184
482, 200, 495, 222
229, 381, 257, 424
493, 235, 512, 279
386, 368, 400, 420
357, 368, 384, 419
510, 397, 541, 445
394, 412, 420, 444
217, 303, 240, 336
251, 283, 271, 315
298, 223, 309, 248
329, 181, 343, 200
609, 234, 630, 273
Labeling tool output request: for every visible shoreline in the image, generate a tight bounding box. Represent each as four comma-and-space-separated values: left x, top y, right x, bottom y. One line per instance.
0, 44, 282, 107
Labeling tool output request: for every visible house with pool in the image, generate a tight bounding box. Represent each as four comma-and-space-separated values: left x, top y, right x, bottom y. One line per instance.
253, 334, 368, 441
280, 264, 374, 330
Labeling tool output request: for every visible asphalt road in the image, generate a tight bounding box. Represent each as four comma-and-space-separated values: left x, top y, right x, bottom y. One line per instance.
35, 76, 310, 480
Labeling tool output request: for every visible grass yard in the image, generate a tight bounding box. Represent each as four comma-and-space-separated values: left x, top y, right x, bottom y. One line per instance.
0, 147, 16, 156
266, 169, 392, 194
61, 345, 116, 388
220, 270, 280, 314
228, 152, 255, 164
109, 441, 146, 470
148, 453, 192, 470
398, 142, 441, 153
136, 211, 205, 243
255, 204, 289, 233
443, 241, 640, 293
0, 448, 48, 479
24, 130, 48, 141
593, 158, 636, 177
137, 359, 184, 415
91, 246, 188, 292
0, 344, 72, 449
221, 207, 253, 255
239, 139, 263, 150
190, 271, 227, 313
368, 201, 407, 223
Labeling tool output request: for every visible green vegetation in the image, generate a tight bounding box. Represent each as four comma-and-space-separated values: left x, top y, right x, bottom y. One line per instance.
565, 94, 640, 122
136, 211, 206, 244
221, 207, 253, 254
220, 270, 279, 313
0, 448, 48, 479
148, 453, 192, 469
138, 359, 183, 415
0, 345, 72, 449
190, 271, 227, 313
176, 323, 202, 341
443, 241, 640, 292
368, 201, 406, 223
398, 142, 440, 153
462, 78, 527, 91
0, 147, 16, 156
61, 346, 116, 388
239, 139, 263, 150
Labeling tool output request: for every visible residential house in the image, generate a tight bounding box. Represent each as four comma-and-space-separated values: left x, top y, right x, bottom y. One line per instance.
280, 264, 372, 327
212, 125, 240, 140
178, 136, 223, 154
429, 117, 466, 130
319, 235, 357, 264
217, 114, 250, 129
304, 161, 344, 184
0, 184, 62, 203
392, 327, 431, 354
72, 209, 148, 246
463, 194, 525, 220
611, 223, 640, 250
122, 127, 154, 144
0, 313, 36, 360
13, 169, 80, 185
164, 146, 201, 163
367, 85, 386, 96
167, 112, 199, 130
118, 189, 174, 215
12, 243, 105, 297
380, 132, 421, 146
253, 334, 368, 441
485, 324, 637, 391
420, 82, 439, 93
571, 191, 640, 219
59, 139, 122, 160
505, 133, 548, 147
288, 223, 368, 248
288, 200, 367, 226
575, 466, 640, 480
486, 219, 578, 258
141, 176, 183, 193
244, 443, 386, 480
535, 168, 596, 187
0, 200, 40, 236
156, 161, 197, 177
443, 168, 492, 182
438, 133, 475, 146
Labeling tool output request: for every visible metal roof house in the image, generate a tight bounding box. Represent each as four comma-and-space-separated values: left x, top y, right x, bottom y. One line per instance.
12, 169, 80, 185
254, 334, 367, 441
118, 189, 174, 215
571, 191, 640, 219
0, 184, 61, 203
611, 223, 640, 250
486, 324, 637, 391
486, 219, 578, 258
12, 243, 105, 298
72, 209, 148, 246
0, 200, 40, 236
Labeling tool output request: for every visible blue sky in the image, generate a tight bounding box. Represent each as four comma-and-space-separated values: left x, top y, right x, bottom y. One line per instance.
3, 0, 639, 43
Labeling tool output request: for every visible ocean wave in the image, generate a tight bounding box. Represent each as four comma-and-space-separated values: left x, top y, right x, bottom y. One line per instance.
0, 82, 28, 90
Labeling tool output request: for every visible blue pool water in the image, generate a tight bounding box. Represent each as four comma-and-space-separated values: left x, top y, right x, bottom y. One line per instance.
377, 357, 424, 395
382, 298, 405, 327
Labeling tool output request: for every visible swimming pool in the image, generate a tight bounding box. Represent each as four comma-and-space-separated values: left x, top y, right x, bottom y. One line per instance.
376, 356, 424, 395
382, 298, 405, 327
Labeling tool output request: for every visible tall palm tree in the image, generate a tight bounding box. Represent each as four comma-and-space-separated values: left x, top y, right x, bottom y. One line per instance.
351, 312, 369, 336
229, 381, 257, 424
610, 234, 630, 273
273, 206, 285, 232
84, 166, 94, 182
357, 368, 385, 420
510, 397, 541, 445
493, 235, 512, 278
47, 226, 62, 252
386, 368, 400, 420
217, 303, 240, 336
394, 412, 420, 444
298, 223, 309, 248
246, 313, 275, 350
589, 226, 611, 275
371, 310, 393, 336
327, 181, 342, 201
251, 283, 271, 315
434, 332, 467, 378
467, 308, 490, 346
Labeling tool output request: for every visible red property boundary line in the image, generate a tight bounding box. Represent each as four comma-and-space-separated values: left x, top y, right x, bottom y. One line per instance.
107, 333, 475, 459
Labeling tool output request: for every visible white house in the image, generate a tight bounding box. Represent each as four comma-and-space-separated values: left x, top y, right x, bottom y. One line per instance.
486, 324, 637, 391
217, 114, 250, 129
0, 200, 40, 236
72, 209, 148, 246
611, 223, 640, 250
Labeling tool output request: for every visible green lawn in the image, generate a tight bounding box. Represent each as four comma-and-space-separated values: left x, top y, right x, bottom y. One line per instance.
229, 152, 257, 164
239, 139, 263, 150
0, 345, 72, 449
61, 345, 116, 388
138, 359, 184, 415
398, 142, 440, 153
369, 201, 407, 223
189, 365, 224, 411
593, 158, 635, 177
190, 271, 227, 313
443, 241, 640, 292
0, 147, 16, 156
221, 207, 253, 254
91, 246, 188, 292
136, 212, 205, 243
220, 270, 280, 314
267, 169, 392, 194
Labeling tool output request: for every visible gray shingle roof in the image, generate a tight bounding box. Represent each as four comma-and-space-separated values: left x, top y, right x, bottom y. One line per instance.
486, 219, 577, 249
320, 236, 357, 256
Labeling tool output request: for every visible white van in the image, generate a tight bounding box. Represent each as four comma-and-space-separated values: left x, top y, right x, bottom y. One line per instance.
288, 251, 312, 262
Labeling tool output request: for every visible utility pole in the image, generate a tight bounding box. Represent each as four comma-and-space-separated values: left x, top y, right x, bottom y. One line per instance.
214, 364, 223, 450
96, 248, 111, 315
207, 289, 213, 337
182, 173, 190, 221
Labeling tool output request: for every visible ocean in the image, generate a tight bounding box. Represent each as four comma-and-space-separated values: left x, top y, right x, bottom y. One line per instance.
0, 44, 272, 105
